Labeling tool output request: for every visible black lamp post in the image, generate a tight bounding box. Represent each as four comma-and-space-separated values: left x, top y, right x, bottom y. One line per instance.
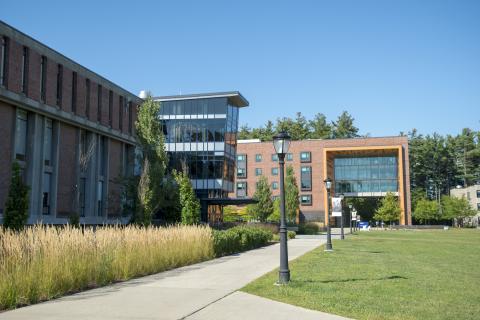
324, 177, 333, 251
273, 131, 291, 284
339, 193, 345, 240
348, 204, 353, 234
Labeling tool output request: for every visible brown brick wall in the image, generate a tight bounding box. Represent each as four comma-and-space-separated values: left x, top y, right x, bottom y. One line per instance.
0, 102, 14, 213
62, 68, 72, 113
45, 58, 57, 107
56, 123, 77, 216
232, 136, 411, 224
6, 39, 22, 94
111, 92, 119, 131
75, 74, 86, 118
27, 50, 41, 101
108, 139, 122, 216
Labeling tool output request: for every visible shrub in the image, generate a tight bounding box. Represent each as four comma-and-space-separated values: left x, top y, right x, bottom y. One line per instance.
288, 230, 296, 239
213, 226, 273, 257
298, 222, 320, 235
3, 162, 29, 231
0, 225, 213, 310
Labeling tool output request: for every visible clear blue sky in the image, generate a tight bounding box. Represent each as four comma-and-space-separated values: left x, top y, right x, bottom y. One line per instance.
2, 0, 479, 136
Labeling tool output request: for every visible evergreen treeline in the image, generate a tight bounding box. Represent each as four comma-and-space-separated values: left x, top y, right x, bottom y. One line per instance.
238, 111, 361, 141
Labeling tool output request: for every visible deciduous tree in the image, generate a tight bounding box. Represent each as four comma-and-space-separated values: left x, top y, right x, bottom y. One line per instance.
3, 162, 30, 231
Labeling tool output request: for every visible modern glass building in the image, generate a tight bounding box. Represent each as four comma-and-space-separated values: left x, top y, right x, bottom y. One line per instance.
154, 92, 250, 222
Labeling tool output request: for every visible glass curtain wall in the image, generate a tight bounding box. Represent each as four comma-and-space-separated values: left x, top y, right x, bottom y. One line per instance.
159, 97, 239, 199
334, 156, 398, 193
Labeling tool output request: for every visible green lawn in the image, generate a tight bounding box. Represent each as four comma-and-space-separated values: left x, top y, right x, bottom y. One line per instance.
242, 230, 480, 320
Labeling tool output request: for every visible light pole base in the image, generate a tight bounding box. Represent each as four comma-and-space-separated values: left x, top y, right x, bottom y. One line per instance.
278, 270, 290, 284
324, 248, 334, 252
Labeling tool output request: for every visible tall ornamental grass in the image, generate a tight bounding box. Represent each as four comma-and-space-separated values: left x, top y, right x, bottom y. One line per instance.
0, 225, 213, 310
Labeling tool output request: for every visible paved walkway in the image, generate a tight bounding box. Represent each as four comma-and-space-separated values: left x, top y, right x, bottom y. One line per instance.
1, 236, 350, 320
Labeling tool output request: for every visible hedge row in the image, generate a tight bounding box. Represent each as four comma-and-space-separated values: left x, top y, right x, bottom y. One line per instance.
212, 226, 273, 257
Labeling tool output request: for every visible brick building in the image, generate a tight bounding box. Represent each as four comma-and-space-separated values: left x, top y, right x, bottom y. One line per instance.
0, 21, 141, 224
230, 136, 412, 225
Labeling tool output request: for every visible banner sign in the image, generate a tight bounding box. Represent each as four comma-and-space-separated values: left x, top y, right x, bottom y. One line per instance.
351, 210, 357, 219
331, 197, 342, 217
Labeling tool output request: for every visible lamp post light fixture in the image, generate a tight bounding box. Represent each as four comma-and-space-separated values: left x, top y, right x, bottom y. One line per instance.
324, 177, 333, 251
273, 131, 291, 284
348, 204, 353, 234
339, 193, 345, 240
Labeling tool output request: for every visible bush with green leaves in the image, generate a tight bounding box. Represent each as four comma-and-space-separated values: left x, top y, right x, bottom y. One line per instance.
3, 162, 29, 231
212, 226, 273, 257
297, 222, 320, 235
174, 170, 201, 225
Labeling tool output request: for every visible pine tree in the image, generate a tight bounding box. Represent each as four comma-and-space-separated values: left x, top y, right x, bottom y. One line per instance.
3, 162, 30, 230
253, 176, 274, 222
309, 113, 332, 139
373, 192, 401, 225
285, 166, 299, 223
332, 111, 359, 138
174, 170, 201, 225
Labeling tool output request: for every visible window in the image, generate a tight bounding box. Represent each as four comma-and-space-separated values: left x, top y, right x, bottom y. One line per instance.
119, 96, 123, 130
128, 101, 133, 134
271, 154, 278, 162
1, 36, 8, 86
236, 182, 247, 198
272, 195, 279, 201
237, 154, 246, 161
40, 56, 47, 102
97, 180, 104, 216
21, 46, 29, 94
271, 167, 279, 175
255, 168, 262, 176
85, 79, 91, 117
79, 177, 86, 217
15, 110, 28, 161
300, 194, 312, 206
477, 203, 480, 211
56, 64, 63, 107
43, 119, 53, 166
286, 153, 293, 161
477, 190, 480, 198
72, 72, 77, 113
237, 167, 246, 178
255, 154, 262, 162
272, 181, 278, 190
42, 172, 51, 215
301, 166, 312, 190
97, 84, 102, 122
108, 90, 113, 126
300, 151, 311, 163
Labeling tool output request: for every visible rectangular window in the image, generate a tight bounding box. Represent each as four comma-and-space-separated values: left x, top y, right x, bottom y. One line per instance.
43, 118, 53, 166
71, 72, 77, 113
255, 154, 262, 162
119, 96, 123, 130
85, 79, 91, 117
477, 190, 480, 198
255, 168, 262, 176
79, 177, 86, 217
237, 154, 246, 161
272, 181, 279, 190
300, 152, 311, 163
21, 46, 29, 94
477, 203, 480, 211
42, 172, 51, 215
108, 90, 113, 126
236, 182, 247, 198
271, 154, 278, 162
271, 167, 279, 175
97, 84, 102, 122
300, 194, 312, 206
237, 167, 246, 178
301, 166, 312, 190
15, 110, 28, 161
40, 56, 47, 102
128, 101, 133, 134
272, 195, 279, 201
97, 180, 104, 216
1, 36, 8, 86
56, 64, 63, 107
286, 153, 293, 161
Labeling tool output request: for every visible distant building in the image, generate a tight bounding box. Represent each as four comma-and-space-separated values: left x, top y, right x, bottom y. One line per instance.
0, 21, 141, 224
230, 136, 412, 225
450, 185, 480, 226
154, 92, 253, 223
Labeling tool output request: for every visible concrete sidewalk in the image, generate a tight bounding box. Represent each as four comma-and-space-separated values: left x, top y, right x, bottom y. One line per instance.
1, 236, 349, 320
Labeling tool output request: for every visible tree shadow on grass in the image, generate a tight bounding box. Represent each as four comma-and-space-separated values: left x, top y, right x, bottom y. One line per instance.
299, 275, 407, 284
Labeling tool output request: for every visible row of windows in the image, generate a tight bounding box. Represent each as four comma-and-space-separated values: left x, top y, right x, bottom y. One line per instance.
235, 181, 312, 205
1, 35, 134, 134
236, 164, 312, 191
243, 152, 310, 163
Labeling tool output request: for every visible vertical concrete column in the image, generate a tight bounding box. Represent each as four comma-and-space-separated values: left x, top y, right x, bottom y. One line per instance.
50, 121, 60, 218
103, 138, 110, 219
86, 132, 97, 219
26, 113, 43, 223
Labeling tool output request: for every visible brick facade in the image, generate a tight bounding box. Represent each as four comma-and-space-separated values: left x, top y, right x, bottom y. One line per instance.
231, 137, 412, 225
0, 21, 142, 224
